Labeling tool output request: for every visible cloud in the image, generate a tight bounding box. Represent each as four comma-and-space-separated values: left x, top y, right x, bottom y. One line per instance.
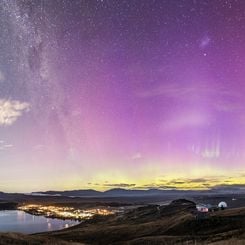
186, 178, 210, 183
103, 183, 136, 188
162, 177, 221, 187
167, 180, 186, 185
0, 99, 30, 126
135, 184, 177, 190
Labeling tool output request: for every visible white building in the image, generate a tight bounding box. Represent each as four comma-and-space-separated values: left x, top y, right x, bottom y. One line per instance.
196, 204, 209, 213
218, 201, 227, 209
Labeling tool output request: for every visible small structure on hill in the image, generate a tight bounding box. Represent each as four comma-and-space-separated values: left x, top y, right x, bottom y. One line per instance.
195, 204, 210, 220
218, 201, 227, 210
196, 204, 209, 213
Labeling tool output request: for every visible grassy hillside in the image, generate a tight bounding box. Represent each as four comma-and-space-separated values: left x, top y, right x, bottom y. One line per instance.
0, 232, 82, 245
0, 199, 244, 244
41, 199, 245, 244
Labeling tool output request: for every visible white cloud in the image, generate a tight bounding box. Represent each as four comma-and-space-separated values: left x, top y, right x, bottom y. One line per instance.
0, 99, 30, 126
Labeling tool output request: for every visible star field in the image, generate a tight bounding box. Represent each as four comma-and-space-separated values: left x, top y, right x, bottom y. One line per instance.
0, 0, 245, 192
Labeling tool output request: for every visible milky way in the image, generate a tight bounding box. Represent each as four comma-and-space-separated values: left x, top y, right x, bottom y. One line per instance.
0, 0, 245, 192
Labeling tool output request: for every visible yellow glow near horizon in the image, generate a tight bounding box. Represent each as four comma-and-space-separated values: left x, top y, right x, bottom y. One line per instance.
2, 162, 244, 192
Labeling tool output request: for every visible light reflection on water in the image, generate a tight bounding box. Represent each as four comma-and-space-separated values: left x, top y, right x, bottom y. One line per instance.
0, 210, 79, 234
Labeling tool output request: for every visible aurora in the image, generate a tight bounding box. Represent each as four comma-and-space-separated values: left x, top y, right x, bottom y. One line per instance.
0, 0, 244, 192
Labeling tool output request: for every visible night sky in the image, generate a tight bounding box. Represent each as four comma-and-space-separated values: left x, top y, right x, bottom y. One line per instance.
0, 0, 245, 192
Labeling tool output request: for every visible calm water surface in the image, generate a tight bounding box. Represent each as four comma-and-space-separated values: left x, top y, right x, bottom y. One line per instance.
0, 210, 80, 234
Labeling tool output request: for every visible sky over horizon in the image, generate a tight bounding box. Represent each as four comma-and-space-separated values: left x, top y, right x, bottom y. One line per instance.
0, 0, 245, 192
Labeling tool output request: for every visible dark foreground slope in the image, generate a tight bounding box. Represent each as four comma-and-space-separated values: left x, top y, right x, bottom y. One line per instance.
0, 199, 245, 245
42, 199, 245, 244
0, 233, 82, 245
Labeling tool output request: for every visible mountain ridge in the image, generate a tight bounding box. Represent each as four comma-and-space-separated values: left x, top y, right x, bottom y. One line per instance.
30, 186, 245, 197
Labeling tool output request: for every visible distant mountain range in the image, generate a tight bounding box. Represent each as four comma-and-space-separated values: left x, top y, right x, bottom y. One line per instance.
0, 186, 244, 199
31, 186, 245, 197
31, 188, 194, 197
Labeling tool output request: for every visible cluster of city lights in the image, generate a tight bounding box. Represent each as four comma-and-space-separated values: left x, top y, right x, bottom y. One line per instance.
18, 204, 114, 221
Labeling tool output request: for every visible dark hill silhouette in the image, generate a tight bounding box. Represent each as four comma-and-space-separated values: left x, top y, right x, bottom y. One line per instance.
0, 199, 245, 244
33, 199, 245, 244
